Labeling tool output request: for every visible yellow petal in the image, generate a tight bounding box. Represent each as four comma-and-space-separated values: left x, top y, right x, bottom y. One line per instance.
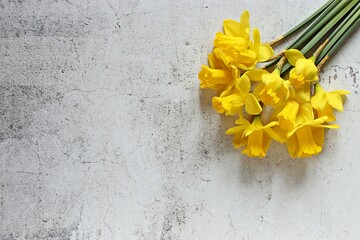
279, 82, 290, 101
242, 130, 266, 158
283, 81, 291, 100
245, 69, 269, 81
302, 60, 318, 81
284, 49, 305, 66
252, 116, 264, 129
226, 126, 248, 135
330, 90, 350, 95
312, 127, 324, 148
286, 135, 299, 158
213, 48, 231, 66
261, 72, 276, 85
253, 82, 264, 98
228, 104, 244, 116
235, 118, 250, 126
295, 83, 311, 102
323, 124, 339, 129
198, 65, 231, 90
270, 124, 288, 138
235, 50, 257, 64
298, 116, 338, 129
295, 126, 322, 157
289, 68, 305, 88
297, 102, 314, 123
264, 127, 286, 143
311, 84, 327, 110
212, 97, 225, 114
233, 132, 248, 148
262, 133, 272, 153
295, 58, 307, 75
327, 93, 344, 111
316, 104, 336, 122
223, 19, 242, 37
300, 117, 327, 128
324, 124, 339, 129
257, 44, 274, 62
245, 93, 262, 115
208, 52, 221, 69
263, 121, 278, 129
244, 117, 261, 137
235, 74, 251, 96
253, 28, 260, 51
239, 10, 250, 38
219, 83, 235, 97
277, 100, 299, 130
234, 62, 253, 71
311, 123, 339, 129
311, 116, 328, 124
230, 65, 239, 80
222, 94, 245, 115
244, 125, 256, 137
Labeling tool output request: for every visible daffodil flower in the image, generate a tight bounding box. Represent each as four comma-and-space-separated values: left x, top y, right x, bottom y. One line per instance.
311, 83, 350, 122
293, 82, 311, 103
284, 49, 318, 88
212, 74, 262, 115
198, 51, 238, 91
286, 116, 339, 158
276, 100, 299, 130
277, 101, 314, 130
226, 116, 285, 158
197, 7, 350, 159
253, 68, 290, 106
213, 11, 274, 70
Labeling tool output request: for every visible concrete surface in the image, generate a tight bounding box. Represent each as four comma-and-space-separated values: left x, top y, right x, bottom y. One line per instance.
1, 0, 360, 239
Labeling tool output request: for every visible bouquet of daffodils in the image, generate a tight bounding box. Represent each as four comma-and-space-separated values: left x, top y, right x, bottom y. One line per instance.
199, 0, 358, 158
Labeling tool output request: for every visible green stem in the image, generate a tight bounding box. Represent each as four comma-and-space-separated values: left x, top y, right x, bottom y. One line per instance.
328, 2, 360, 40
328, 18, 360, 56
316, 2, 360, 64
289, 0, 350, 50
303, 0, 358, 54
283, 0, 335, 38
281, 0, 358, 75
264, 0, 338, 70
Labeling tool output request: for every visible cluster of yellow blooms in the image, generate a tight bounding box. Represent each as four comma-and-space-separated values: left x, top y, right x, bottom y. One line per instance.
198, 11, 349, 158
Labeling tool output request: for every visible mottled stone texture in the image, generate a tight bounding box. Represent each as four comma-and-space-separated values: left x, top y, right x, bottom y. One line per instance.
0, 0, 359, 239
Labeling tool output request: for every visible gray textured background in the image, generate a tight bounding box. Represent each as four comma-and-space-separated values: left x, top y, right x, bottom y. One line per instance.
1, 0, 360, 239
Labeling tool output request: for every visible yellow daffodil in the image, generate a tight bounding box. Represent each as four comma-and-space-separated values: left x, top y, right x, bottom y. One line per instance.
311, 83, 350, 122
277, 101, 314, 130
197, 8, 349, 159
293, 82, 311, 103
226, 116, 285, 158
213, 11, 274, 70
284, 49, 318, 88
212, 74, 262, 115
253, 68, 290, 106
276, 100, 299, 130
198, 51, 238, 91
286, 116, 339, 158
